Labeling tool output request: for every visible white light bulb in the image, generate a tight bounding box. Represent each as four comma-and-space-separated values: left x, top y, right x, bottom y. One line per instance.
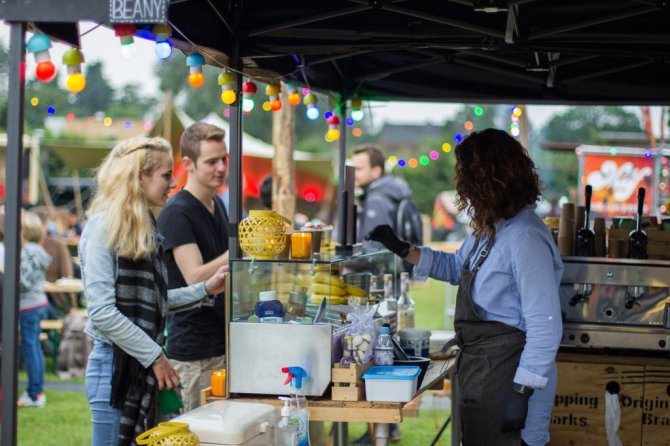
351, 109, 364, 121
306, 106, 320, 120
155, 41, 172, 59
120, 43, 137, 59
242, 98, 255, 113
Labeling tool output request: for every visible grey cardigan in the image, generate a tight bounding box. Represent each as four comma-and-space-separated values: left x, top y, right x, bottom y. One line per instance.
79, 213, 211, 368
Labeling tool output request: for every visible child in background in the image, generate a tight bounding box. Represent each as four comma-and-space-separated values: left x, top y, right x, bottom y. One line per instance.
17, 210, 52, 408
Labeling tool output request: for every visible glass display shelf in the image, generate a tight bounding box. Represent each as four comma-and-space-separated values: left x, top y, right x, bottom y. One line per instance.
229, 248, 399, 323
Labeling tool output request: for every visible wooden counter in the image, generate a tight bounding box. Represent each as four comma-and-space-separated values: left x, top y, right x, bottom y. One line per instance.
201, 358, 455, 424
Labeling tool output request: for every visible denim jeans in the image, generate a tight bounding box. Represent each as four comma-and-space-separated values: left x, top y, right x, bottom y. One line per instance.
86, 340, 121, 446
19, 305, 48, 399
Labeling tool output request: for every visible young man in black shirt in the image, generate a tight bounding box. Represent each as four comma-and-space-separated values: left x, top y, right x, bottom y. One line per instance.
158, 122, 229, 411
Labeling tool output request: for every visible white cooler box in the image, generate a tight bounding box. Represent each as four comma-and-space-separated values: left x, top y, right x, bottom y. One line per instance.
173, 400, 278, 445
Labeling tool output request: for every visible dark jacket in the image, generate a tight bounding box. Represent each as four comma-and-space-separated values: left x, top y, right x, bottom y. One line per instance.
357, 175, 412, 249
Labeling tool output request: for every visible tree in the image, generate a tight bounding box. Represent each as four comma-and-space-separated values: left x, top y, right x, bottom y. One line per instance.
107, 83, 158, 119
537, 106, 644, 199
73, 62, 115, 116
544, 106, 643, 143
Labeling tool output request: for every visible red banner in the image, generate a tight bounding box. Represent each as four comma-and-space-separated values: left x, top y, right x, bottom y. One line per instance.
582, 154, 654, 217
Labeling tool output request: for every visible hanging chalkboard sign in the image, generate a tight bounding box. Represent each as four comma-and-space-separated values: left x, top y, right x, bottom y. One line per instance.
109, 0, 167, 24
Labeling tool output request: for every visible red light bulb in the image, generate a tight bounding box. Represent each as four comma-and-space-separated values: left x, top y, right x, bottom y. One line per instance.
36, 60, 56, 82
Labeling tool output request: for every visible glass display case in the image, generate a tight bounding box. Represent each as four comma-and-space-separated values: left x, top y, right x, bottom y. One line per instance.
229, 249, 399, 324
227, 249, 400, 396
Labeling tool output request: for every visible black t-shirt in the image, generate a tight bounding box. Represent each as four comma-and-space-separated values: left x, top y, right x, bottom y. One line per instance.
157, 189, 229, 361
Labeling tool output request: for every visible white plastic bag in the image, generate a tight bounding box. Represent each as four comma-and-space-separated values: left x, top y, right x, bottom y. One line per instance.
605, 390, 623, 446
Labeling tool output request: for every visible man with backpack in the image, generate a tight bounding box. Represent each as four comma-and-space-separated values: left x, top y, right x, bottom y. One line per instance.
352, 144, 422, 251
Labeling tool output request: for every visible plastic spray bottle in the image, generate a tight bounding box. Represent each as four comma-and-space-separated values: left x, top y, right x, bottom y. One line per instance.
281, 366, 309, 446
276, 397, 298, 445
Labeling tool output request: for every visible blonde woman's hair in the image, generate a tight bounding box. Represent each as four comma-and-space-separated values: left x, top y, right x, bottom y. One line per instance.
22, 210, 45, 243
88, 136, 172, 260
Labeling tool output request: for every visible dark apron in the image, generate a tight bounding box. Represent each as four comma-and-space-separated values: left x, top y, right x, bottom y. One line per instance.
452, 235, 527, 446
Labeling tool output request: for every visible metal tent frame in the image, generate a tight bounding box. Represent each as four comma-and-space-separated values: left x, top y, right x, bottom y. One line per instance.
2, 1, 670, 444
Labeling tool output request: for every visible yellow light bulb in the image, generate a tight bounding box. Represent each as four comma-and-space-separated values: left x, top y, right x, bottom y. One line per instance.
66, 73, 86, 93
326, 128, 340, 141
221, 90, 236, 105
262, 101, 272, 111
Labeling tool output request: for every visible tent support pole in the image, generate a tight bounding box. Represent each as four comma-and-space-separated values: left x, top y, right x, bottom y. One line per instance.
2, 21, 26, 446
228, 48, 243, 260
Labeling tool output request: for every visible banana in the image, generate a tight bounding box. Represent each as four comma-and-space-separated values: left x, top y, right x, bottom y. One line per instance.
311, 282, 346, 296
345, 284, 368, 297
294, 274, 312, 288
313, 272, 345, 288
310, 294, 347, 305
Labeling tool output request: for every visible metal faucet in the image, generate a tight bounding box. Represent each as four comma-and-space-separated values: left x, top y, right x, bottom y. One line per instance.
624, 285, 646, 309
569, 283, 594, 306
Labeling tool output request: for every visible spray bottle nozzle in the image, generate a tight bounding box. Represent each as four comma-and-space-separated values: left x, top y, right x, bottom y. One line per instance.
281, 366, 307, 389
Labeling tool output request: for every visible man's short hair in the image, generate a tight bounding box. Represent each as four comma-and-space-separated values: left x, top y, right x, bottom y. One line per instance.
180, 122, 226, 162
353, 144, 385, 174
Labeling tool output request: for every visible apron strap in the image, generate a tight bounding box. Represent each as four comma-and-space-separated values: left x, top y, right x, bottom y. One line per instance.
463, 232, 496, 273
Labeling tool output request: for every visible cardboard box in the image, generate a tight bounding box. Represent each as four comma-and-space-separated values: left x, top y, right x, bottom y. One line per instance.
550, 354, 670, 446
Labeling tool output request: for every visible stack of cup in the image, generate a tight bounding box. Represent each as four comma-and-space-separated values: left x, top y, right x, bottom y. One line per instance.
558, 203, 575, 256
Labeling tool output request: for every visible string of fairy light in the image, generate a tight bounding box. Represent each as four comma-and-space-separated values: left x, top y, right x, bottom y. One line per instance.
26, 27, 523, 149
24, 26, 370, 141
387, 106, 524, 170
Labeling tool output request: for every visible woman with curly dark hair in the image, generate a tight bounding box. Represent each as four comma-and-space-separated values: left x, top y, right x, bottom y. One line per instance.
368, 129, 563, 446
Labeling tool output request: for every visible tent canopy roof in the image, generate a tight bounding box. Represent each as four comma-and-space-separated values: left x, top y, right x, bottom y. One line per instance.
4, 0, 670, 105
159, 0, 670, 104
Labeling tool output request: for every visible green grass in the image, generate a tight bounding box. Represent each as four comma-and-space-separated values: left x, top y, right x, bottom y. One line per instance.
324, 408, 452, 445
17, 390, 91, 446
412, 278, 455, 331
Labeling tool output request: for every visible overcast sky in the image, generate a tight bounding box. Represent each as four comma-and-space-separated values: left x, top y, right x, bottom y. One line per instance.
3, 22, 667, 136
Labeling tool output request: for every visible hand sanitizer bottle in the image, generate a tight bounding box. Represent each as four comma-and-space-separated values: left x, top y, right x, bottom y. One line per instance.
276, 397, 298, 445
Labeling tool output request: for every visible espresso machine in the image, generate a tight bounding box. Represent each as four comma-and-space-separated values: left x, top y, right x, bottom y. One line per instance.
560, 256, 670, 351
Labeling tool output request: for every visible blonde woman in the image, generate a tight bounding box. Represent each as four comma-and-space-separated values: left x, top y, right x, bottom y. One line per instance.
79, 137, 228, 446
17, 210, 51, 408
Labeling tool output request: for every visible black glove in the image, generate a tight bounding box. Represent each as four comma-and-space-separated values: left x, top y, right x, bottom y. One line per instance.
365, 224, 411, 258
501, 384, 533, 433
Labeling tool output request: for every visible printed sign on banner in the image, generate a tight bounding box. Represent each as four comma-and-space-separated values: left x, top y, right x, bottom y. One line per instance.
579, 148, 655, 218
110, 0, 168, 24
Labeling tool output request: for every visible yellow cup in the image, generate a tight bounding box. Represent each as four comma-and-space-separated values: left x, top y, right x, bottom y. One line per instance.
211, 369, 226, 397
291, 232, 312, 259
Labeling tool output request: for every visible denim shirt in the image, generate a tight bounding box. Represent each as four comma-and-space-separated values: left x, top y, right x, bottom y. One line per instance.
80, 213, 210, 368
414, 206, 563, 445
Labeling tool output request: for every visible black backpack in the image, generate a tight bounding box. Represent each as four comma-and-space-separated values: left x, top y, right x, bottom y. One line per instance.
395, 197, 423, 246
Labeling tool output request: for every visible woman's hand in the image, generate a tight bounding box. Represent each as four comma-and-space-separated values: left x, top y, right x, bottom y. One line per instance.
152, 354, 180, 390
204, 265, 229, 296
366, 225, 411, 258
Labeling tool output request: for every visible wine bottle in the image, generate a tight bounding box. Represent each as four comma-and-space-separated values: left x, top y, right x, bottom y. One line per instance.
574, 185, 595, 256
628, 187, 647, 259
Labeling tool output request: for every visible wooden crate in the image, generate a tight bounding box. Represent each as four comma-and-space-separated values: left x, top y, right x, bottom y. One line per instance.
550, 354, 670, 446
331, 361, 372, 401
607, 228, 670, 259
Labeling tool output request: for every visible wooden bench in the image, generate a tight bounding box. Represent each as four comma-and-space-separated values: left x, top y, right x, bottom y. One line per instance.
40, 319, 64, 374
